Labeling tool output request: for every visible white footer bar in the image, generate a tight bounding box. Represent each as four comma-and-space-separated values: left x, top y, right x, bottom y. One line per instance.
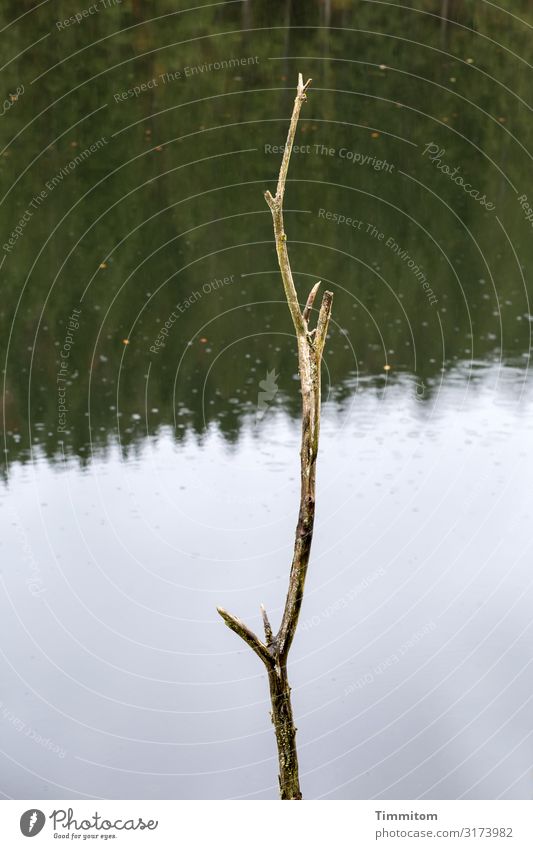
1, 800, 532, 848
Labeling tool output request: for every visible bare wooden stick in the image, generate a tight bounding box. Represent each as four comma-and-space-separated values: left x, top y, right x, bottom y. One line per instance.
263, 73, 312, 337
217, 74, 333, 801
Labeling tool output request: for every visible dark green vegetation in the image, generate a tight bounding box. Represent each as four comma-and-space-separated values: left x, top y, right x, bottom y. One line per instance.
2, 0, 532, 468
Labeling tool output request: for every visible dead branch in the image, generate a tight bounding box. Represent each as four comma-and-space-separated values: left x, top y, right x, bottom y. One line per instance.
217, 74, 333, 800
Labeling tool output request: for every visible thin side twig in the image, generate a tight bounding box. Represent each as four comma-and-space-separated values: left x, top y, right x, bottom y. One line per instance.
216, 607, 273, 667
303, 281, 321, 325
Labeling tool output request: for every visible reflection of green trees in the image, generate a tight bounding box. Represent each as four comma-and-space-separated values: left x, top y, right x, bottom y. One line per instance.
1, 0, 532, 467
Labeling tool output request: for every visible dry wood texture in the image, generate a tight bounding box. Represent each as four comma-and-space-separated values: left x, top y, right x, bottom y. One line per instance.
217, 74, 333, 800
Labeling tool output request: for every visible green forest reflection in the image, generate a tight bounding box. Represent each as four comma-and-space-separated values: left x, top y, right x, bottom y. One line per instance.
1, 0, 532, 467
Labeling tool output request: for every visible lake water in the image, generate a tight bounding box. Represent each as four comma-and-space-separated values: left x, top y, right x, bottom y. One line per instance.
1, 0, 533, 799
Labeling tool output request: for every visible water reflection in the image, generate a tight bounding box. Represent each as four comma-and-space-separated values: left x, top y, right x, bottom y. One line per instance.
1, 0, 532, 467
3, 366, 533, 798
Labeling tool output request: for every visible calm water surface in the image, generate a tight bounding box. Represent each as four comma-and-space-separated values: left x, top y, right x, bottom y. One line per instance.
1, 0, 533, 799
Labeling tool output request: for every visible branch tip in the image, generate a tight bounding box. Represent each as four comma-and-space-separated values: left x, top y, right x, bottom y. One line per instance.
303, 281, 321, 325
260, 604, 274, 645
297, 74, 312, 96
262, 75, 312, 339
217, 606, 273, 666
315, 291, 334, 358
